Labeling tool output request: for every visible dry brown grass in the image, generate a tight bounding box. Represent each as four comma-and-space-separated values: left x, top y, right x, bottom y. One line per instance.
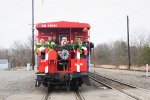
91, 64, 150, 71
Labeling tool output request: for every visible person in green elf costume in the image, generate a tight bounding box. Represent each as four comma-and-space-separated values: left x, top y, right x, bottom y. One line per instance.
75, 38, 82, 54
35, 39, 45, 52
45, 37, 56, 50
70, 40, 75, 50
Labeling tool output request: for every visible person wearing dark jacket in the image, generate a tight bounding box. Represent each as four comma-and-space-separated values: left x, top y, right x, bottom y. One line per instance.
82, 37, 90, 71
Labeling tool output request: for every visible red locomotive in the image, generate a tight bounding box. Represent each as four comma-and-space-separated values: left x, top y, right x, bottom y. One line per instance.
35, 21, 94, 91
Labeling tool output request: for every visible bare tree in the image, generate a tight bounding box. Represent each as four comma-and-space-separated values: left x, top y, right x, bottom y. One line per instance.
130, 28, 150, 65
131, 28, 150, 47
9, 36, 32, 68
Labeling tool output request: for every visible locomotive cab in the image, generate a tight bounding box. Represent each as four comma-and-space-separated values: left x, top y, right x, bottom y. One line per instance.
35, 21, 93, 91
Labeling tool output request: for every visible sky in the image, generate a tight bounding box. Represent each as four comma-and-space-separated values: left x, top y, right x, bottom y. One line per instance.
0, 0, 150, 48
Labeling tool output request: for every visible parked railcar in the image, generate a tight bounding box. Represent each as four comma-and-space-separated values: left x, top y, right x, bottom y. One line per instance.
35, 21, 94, 91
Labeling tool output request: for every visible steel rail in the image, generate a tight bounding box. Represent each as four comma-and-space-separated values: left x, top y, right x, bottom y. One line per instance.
90, 72, 150, 92
41, 91, 52, 100
74, 91, 86, 100
89, 73, 142, 100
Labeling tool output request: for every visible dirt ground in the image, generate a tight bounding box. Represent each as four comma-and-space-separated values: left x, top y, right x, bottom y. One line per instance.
0, 69, 137, 100
0, 70, 42, 100
2, 66, 150, 100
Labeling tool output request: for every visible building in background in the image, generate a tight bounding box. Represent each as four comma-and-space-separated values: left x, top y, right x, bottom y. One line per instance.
0, 59, 10, 70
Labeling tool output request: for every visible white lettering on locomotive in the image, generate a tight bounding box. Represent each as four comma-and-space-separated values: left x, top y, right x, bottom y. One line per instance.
42, 24, 57, 28
47, 24, 57, 27
42, 24, 46, 27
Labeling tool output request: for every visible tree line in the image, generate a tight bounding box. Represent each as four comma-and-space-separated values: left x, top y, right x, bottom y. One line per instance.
91, 32, 150, 66
0, 37, 32, 68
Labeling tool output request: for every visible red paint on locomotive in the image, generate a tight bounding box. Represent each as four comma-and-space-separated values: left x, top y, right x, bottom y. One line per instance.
35, 21, 92, 91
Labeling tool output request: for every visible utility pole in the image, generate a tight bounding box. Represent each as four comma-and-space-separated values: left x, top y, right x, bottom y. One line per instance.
93, 48, 96, 67
127, 15, 131, 70
32, 0, 35, 69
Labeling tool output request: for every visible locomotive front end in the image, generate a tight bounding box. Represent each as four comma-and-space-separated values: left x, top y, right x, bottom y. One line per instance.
35, 21, 94, 91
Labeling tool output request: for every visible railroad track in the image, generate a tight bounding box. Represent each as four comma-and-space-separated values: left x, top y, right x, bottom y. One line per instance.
41, 90, 85, 100
41, 91, 52, 100
89, 72, 150, 100
74, 91, 85, 100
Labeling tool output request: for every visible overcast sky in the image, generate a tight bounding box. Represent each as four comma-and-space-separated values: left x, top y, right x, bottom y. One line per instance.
0, 0, 150, 48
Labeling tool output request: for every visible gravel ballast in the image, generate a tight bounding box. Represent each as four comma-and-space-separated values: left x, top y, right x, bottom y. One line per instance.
90, 67, 150, 90
0, 70, 46, 100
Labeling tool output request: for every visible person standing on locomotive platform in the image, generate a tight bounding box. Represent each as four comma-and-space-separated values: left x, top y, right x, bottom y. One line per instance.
82, 37, 90, 71
75, 37, 84, 57
76, 37, 89, 71
76, 38, 82, 52
35, 39, 46, 59
35, 39, 45, 53
46, 37, 56, 49
60, 37, 70, 50
46, 37, 52, 48
52, 36, 58, 45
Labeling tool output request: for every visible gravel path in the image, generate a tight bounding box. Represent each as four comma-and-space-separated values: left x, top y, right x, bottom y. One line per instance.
0, 70, 46, 100
90, 67, 150, 90
1, 69, 148, 100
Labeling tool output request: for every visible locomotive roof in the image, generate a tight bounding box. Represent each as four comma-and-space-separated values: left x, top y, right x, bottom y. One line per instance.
36, 21, 90, 29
